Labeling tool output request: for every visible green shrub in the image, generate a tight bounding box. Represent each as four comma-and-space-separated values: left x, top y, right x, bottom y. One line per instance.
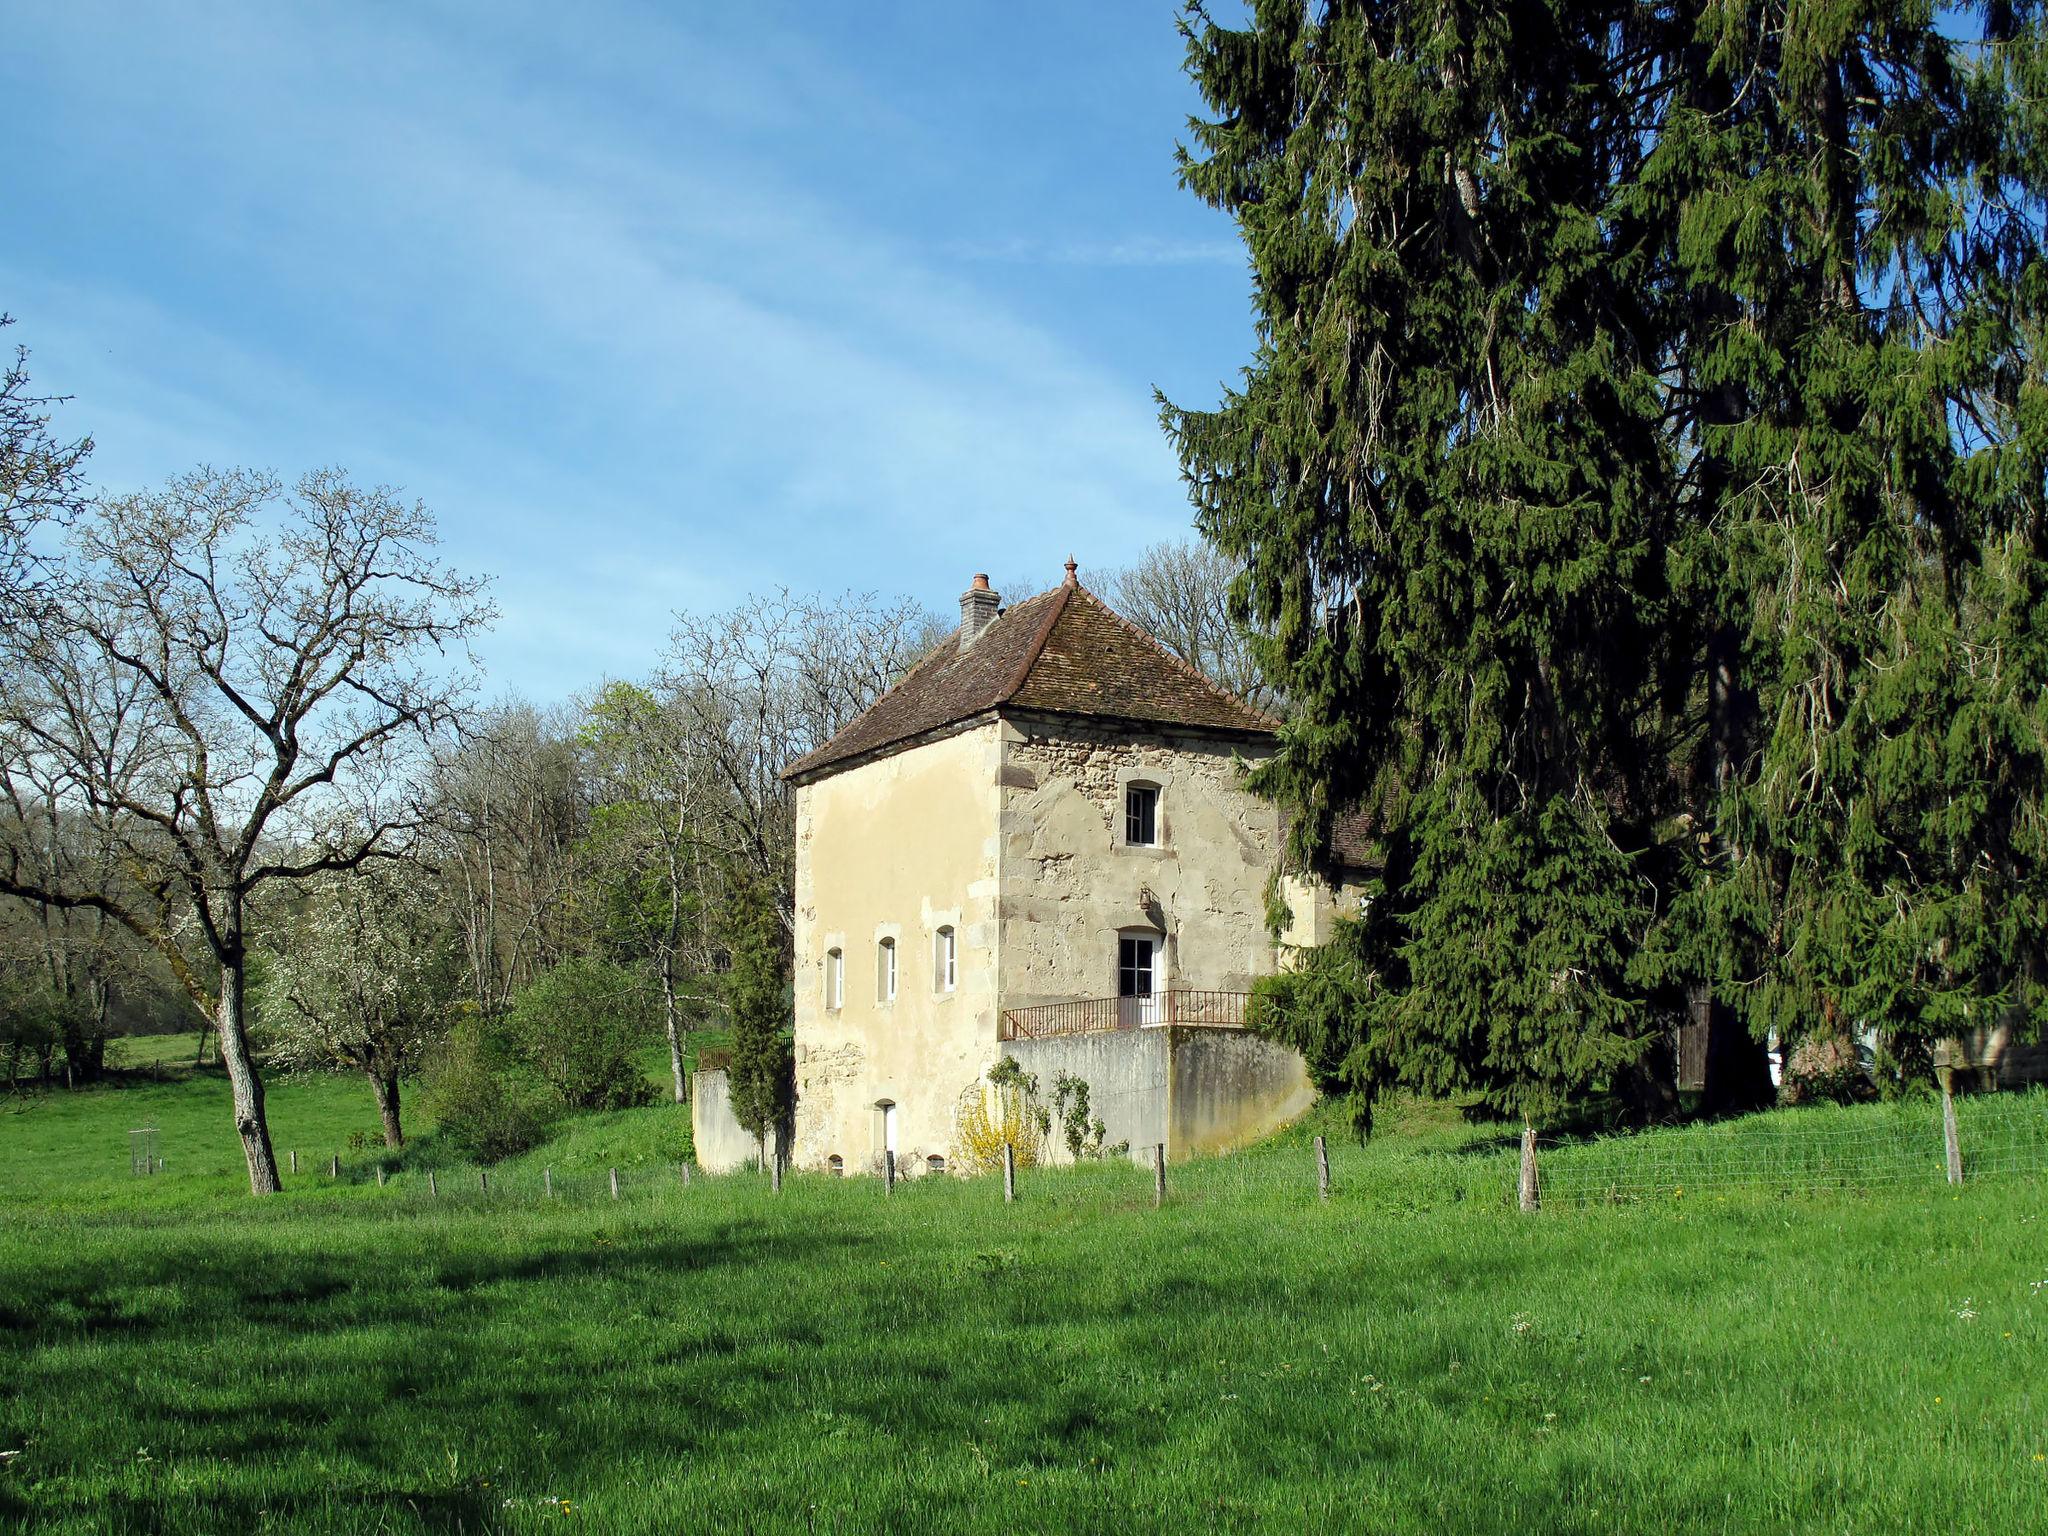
1781, 1035, 1874, 1107
507, 958, 659, 1112
422, 1021, 555, 1162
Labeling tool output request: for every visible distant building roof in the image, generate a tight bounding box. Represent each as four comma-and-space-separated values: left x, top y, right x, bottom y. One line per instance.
782, 572, 1277, 783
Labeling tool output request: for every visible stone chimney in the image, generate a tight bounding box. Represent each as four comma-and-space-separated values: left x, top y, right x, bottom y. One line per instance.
959, 573, 1000, 651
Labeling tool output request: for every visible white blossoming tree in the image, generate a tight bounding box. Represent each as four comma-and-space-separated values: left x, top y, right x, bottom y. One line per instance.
260, 861, 460, 1148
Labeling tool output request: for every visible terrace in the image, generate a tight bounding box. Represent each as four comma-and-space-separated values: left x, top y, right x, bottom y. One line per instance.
997, 989, 1252, 1042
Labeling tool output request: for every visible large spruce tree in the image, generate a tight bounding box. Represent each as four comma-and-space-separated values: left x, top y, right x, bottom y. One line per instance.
1165, 0, 1678, 1129
1169, 0, 2048, 1128
1641, 0, 2048, 1089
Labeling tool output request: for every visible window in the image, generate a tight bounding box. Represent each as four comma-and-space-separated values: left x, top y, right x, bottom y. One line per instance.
926, 1154, 947, 1175
1124, 783, 1159, 846
825, 948, 844, 1010
877, 937, 897, 1002
1118, 934, 1155, 999
934, 926, 957, 993
827, 1154, 845, 1177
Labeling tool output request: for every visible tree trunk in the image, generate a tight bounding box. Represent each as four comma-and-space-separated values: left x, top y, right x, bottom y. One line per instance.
662, 830, 690, 1105
214, 955, 282, 1194
660, 952, 688, 1105
367, 1065, 404, 1148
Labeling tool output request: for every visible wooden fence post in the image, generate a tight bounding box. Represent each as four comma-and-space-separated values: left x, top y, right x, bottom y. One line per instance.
885, 1149, 896, 1196
289, 1150, 298, 1176
375, 1165, 385, 1188
428, 1170, 438, 1198
330, 1153, 339, 1178
1942, 1076, 1964, 1185
1153, 1143, 1166, 1208
678, 1162, 692, 1189
1315, 1134, 1330, 1201
1003, 1141, 1016, 1204
480, 1168, 489, 1195
1518, 1124, 1540, 1212
610, 1167, 621, 1201
544, 1166, 554, 1198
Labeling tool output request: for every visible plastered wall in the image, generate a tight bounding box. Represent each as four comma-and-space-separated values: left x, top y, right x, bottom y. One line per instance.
691, 1067, 776, 1174
790, 722, 1003, 1174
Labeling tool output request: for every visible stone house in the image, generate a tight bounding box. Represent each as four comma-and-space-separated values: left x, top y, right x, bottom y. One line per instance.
768, 562, 1364, 1177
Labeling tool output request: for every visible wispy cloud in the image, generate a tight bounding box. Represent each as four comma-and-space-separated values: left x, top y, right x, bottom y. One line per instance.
945, 234, 1245, 267
4, 1, 1223, 698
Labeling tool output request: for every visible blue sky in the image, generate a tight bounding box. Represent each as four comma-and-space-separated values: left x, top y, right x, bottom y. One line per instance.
5, 1, 1254, 700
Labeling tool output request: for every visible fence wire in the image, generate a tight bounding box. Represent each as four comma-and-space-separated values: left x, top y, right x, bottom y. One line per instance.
1531, 1093, 2048, 1206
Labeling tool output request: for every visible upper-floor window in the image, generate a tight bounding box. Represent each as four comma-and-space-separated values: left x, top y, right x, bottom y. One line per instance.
877, 937, 897, 1003
1125, 782, 1160, 847
825, 947, 844, 1010
934, 926, 957, 993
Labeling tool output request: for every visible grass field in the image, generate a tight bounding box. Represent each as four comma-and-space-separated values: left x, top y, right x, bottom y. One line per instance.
2, 1046, 2044, 1533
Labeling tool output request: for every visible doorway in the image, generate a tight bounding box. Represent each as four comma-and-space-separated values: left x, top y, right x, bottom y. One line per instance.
1117, 934, 1158, 1027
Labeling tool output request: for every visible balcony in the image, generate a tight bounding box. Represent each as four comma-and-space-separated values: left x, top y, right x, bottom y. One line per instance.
998, 989, 1251, 1042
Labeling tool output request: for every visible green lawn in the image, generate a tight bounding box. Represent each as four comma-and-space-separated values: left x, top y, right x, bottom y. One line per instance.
1, 1057, 2044, 1533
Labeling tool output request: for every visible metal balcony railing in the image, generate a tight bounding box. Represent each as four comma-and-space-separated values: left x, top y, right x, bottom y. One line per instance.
998, 989, 1251, 1042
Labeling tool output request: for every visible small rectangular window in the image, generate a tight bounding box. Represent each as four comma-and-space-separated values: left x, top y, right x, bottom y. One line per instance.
935, 927, 957, 993
1125, 784, 1158, 846
826, 948, 844, 1010
877, 938, 897, 1002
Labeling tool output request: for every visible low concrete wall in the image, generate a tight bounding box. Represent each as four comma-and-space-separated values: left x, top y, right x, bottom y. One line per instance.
692, 1068, 781, 1174
1942, 1019, 2048, 1093
1003, 1026, 1313, 1164
1004, 1028, 1169, 1164
1169, 1026, 1317, 1158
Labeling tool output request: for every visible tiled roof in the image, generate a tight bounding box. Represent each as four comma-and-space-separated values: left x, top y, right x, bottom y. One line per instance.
782, 579, 1277, 782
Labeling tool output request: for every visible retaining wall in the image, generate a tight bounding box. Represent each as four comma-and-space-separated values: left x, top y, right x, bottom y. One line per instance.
1003, 1025, 1313, 1164
691, 1068, 786, 1174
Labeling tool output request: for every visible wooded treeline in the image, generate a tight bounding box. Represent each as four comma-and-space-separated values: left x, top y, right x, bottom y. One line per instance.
0, 436, 950, 1180
1170, 0, 2048, 1131
0, 325, 1241, 1189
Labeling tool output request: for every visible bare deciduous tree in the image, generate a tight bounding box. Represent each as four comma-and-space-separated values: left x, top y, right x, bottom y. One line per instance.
436, 699, 587, 1018
660, 590, 942, 919
1100, 538, 1277, 711
0, 468, 492, 1193
578, 679, 717, 1103
0, 683, 153, 1085
0, 313, 93, 606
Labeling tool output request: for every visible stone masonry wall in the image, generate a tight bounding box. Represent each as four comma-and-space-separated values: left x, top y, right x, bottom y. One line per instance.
997, 717, 1281, 1011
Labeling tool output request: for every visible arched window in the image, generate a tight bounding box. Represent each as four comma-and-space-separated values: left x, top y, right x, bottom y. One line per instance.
827, 1153, 845, 1177
824, 947, 844, 1010
925, 1153, 947, 1175
1124, 782, 1160, 846
933, 926, 957, 993
877, 937, 897, 1002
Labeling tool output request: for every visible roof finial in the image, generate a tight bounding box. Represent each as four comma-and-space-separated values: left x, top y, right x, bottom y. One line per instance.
1063, 555, 1078, 587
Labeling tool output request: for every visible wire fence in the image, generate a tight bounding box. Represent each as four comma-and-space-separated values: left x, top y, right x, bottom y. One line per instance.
119, 1089, 2048, 1214
266, 1151, 707, 1206
1528, 1090, 2048, 1207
